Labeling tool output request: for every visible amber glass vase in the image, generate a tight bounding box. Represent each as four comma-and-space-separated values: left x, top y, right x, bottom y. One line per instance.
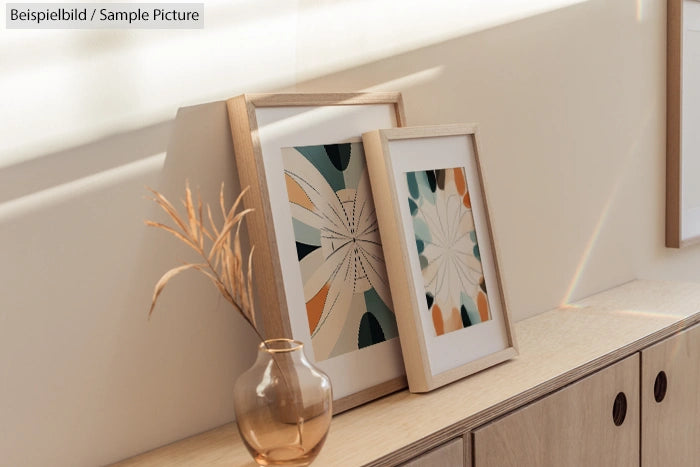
234, 338, 332, 466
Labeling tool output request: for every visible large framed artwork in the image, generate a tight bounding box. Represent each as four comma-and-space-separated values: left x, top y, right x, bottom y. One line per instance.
227, 93, 407, 413
362, 124, 517, 392
667, 0, 700, 247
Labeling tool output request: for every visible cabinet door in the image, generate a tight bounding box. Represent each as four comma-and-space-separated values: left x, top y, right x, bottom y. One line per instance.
472, 354, 639, 467
400, 438, 465, 467
641, 323, 700, 466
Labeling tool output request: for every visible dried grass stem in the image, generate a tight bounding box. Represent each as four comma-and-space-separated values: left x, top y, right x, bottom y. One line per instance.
146, 181, 263, 341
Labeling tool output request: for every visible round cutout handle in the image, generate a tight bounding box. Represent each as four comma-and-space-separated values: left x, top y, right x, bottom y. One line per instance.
612, 392, 627, 426
654, 371, 668, 403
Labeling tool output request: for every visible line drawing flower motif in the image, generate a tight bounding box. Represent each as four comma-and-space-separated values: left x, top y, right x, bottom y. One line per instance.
407, 167, 490, 336
283, 143, 397, 361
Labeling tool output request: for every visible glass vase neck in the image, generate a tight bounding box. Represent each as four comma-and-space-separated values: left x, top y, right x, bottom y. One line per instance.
259, 338, 304, 354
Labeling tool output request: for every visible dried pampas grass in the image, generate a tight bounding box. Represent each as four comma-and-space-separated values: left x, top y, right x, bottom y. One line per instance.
146, 181, 262, 340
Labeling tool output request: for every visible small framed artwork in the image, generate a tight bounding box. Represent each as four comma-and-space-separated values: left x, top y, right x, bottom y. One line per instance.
667, 0, 700, 247
362, 124, 517, 392
227, 93, 407, 413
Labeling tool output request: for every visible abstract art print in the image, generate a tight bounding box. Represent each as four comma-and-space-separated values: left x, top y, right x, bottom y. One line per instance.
363, 124, 517, 393
227, 93, 407, 413
282, 142, 398, 362
406, 167, 490, 338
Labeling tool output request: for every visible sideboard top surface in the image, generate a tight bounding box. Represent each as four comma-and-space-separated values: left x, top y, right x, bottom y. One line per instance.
112, 279, 700, 467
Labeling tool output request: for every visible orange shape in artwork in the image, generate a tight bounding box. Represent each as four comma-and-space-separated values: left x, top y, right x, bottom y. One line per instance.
285, 173, 315, 211
463, 192, 471, 209
306, 283, 329, 334
449, 307, 463, 332
477, 290, 490, 322
432, 304, 445, 336
454, 168, 467, 196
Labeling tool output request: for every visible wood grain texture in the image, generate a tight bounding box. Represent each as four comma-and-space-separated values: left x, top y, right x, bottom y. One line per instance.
226, 93, 407, 414
641, 322, 700, 466
471, 129, 518, 352
464, 434, 472, 467
376, 123, 479, 140
227, 95, 290, 338
245, 92, 405, 108
473, 354, 639, 467
332, 376, 407, 414
112, 424, 256, 467
399, 438, 464, 467
667, 0, 683, 248
111, 280, 700, 467
362, 129, 427, 391
363, 125, 517, 393
251, 92, 407, 128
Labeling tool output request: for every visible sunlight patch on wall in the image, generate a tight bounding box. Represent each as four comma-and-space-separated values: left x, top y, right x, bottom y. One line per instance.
1, 0, 585, 167
296, 0, 588, 81
559, 105, 655, 307
0, 152, 165, 222
636, 0, 653, 22
362, 66, 444, 92
0, 0, 299, 166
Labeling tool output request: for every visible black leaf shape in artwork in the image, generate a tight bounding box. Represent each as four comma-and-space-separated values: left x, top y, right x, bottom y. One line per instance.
425, 170, 437, 192
358, 312, 386, 348
296, 241, 320, 261
436, 169, 446, 190
461, 304, 473, 328
324, 143, 352, 171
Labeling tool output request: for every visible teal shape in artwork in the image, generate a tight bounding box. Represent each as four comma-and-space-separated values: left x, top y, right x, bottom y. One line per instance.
406, 171, 420, 199
292, 218, 321, 246
363, 288, 398, 340
408, 198, 419, 216
295, 145, 346, 192
416, 171, 436, 205
341, 144, 364, 190
461, 292, 481, 324
416, 239, 425, 254
412, 217, 432, 246
419, 254, 428, 270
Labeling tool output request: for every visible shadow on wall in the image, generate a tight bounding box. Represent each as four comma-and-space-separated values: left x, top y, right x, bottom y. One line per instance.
122, 101, 264, 459
0, 102, 264, 467
1, 0, 683, 465
290, 0, 659, 313
0, 122, 172, 205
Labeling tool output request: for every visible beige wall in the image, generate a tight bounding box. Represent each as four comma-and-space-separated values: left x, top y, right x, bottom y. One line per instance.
3, 0, 700, 465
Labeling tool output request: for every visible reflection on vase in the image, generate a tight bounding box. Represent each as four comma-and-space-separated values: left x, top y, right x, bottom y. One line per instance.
234, 338, 332, 466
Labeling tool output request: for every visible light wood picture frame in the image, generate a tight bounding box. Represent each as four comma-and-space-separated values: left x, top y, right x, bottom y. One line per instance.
227, 93, 408, 413
667, 0, 700, 248
363, 124, 518, 392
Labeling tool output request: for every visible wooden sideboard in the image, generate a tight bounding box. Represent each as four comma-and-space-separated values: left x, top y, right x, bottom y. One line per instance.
112, 280, 700, 466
